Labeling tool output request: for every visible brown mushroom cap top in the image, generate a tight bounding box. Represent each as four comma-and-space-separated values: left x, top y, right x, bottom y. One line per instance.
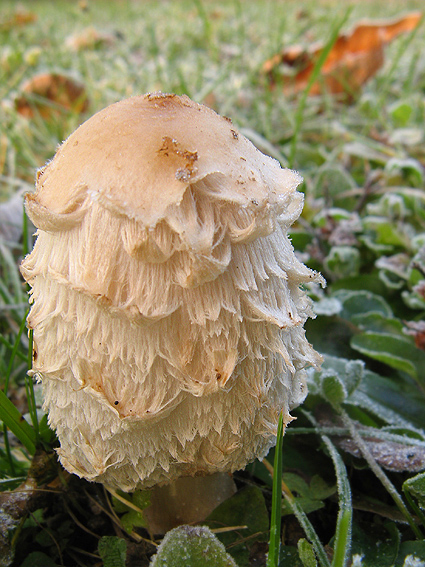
30, 92, 301, 228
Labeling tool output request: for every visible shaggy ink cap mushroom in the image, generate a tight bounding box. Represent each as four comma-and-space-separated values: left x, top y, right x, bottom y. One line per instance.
21, 93, 324, 492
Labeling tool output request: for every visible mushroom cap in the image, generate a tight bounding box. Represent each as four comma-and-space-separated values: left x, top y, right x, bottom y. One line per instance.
21, 93, 323, 491
29, 92, 301, 228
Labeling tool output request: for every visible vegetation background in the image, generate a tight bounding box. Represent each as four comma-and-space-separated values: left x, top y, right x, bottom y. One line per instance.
0, 0, 424, 566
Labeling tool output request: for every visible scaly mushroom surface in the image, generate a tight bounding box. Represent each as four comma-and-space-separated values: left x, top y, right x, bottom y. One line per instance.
21, 93, 323, 491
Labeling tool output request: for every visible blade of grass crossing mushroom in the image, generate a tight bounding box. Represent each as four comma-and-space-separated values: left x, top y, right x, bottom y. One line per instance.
22, 200, 31, 257
25, 324, 40, 442
288, 8, 352, 169
267, 412, 284, 567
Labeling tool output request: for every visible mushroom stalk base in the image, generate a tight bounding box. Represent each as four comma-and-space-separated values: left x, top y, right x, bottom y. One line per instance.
143, 473, 237, 535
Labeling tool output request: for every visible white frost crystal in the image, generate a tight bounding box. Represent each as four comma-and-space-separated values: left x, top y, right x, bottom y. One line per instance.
21, 93, 323, 491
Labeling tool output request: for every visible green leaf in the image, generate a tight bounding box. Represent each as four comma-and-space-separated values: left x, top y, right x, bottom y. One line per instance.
351, 333, 425, 386
403, 472, 425, 509
281, 473, 336, 517
121, 509, 147, 533
357, 370, 425, 430
390, 101, 413, 127
279, 546, 303, 567
149, 525, 237, 567
342, 140, 392, 165
376, 253, 411, 282
395, 541, 425, 566
385, 157, 424, 187
205, 485, 269, 567
363, 216, 410, 248
98, 536, 127, 567
308, 355, 364, 399
313, 167, 356, 205
350, 522, 400, 567
282, 474, 333, 501
321, 374, 347, 406
333, 290, 393, 320
324, 246, 361, 280
402, 288, 425, 310
111, 489, 150, 533
329, 275, 387, 296
298, 539, 317, 567
351, 313, 404, 335
312, 297, 342, 317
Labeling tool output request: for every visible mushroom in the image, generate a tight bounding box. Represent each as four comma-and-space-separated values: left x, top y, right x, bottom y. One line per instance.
21, 93, 323, 528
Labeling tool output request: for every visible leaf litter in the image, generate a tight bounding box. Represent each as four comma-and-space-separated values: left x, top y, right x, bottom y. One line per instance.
263, 11, 423, 98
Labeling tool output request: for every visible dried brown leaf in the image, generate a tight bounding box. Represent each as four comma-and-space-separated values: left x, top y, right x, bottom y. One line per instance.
316, 409, 425, 473
335, 433, 425, 473
404, 320, 425, 350
0, 8, 37, 32
264, 12, 422, 97
15, 73, 89, 119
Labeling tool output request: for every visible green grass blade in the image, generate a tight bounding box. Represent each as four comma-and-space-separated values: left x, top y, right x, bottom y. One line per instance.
267, 412, 284, 567
403, 489, 425, 533
22, 201, 30, 258
25, 329, 40, 442
264, 440, 331, 567
288, 9, 352, 168
283, 493, 331, 567
0, 388, 36, 455
321, 437, 352, 567
3, 309, 28, 393
303, 410, 352, 566
0, 243, 25, 306
377, 13, 424, 104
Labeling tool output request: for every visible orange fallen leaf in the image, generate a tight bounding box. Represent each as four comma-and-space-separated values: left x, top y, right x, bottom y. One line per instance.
15, 73, 89, 119
0, 8, 37, 31
263, 12, 422, 98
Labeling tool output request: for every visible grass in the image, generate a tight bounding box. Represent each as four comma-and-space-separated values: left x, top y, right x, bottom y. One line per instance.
1, 0, 425, 565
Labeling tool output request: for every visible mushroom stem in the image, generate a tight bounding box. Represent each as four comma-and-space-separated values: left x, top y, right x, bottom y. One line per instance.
143, 473, 237, 535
